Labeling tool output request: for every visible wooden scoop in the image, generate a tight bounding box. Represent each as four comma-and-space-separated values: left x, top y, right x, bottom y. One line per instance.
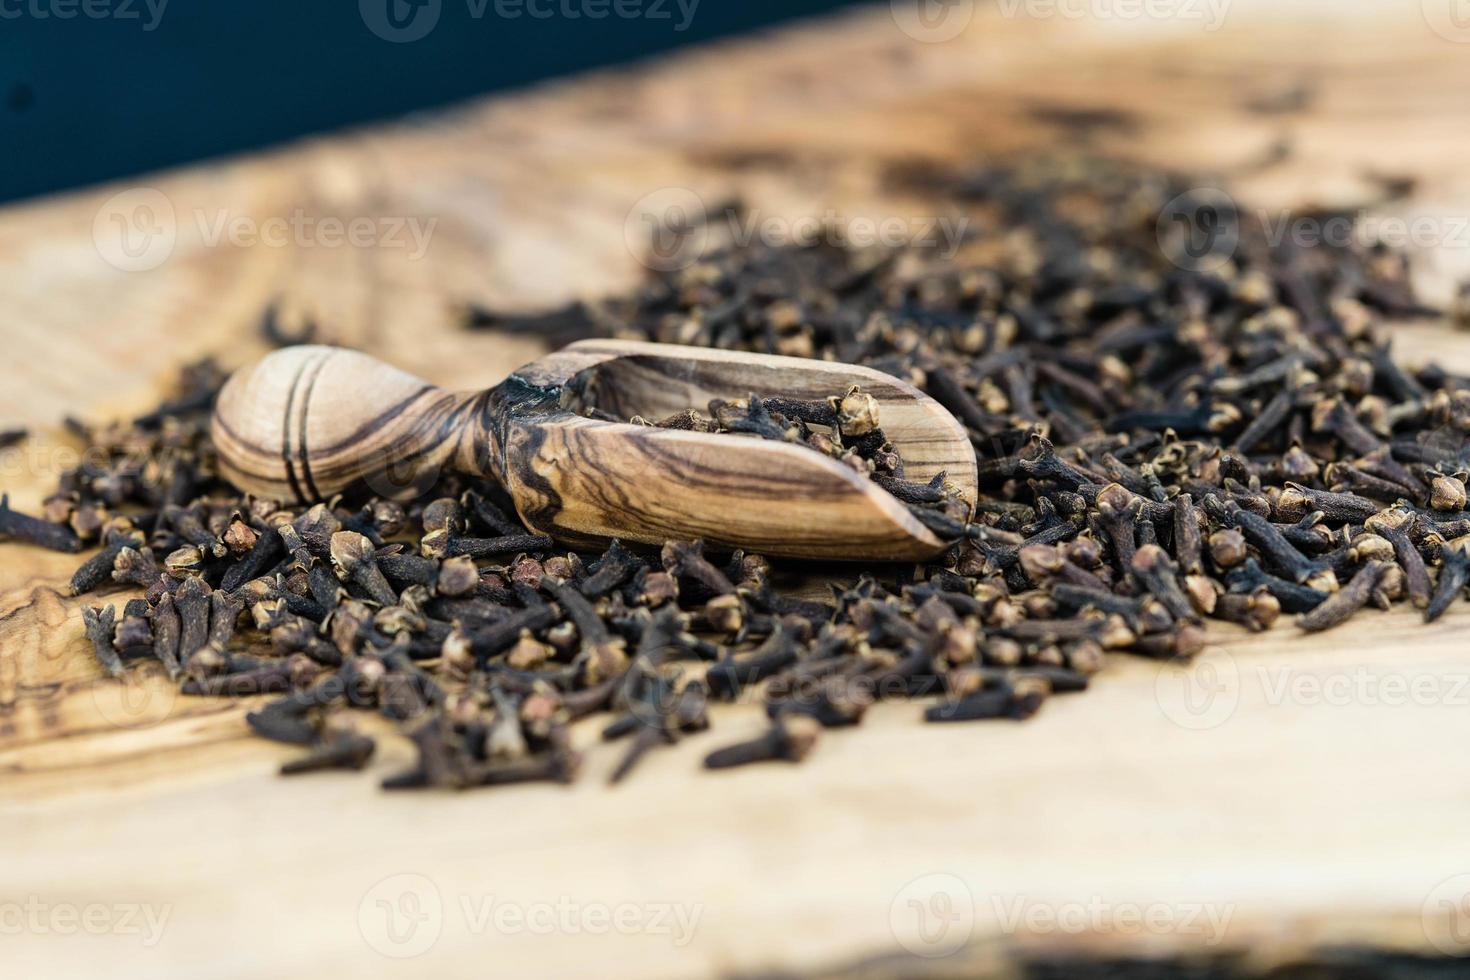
211, 341, 977, 560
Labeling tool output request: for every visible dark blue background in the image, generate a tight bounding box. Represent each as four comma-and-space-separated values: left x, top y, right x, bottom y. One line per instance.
0, 0, 862, 205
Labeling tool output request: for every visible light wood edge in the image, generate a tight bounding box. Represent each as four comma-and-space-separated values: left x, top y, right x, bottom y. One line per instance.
501, 410, 950, 559
544, 339, 979, 498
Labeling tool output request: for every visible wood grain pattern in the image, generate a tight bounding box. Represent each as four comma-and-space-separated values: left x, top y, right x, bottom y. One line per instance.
212, 345, 494, 503
5, 2, 1470, 977
213, 340, 974, 559
551, 340, 980, 503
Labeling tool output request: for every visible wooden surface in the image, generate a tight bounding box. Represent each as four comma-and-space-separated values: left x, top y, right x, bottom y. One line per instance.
7, 2, 1470, 976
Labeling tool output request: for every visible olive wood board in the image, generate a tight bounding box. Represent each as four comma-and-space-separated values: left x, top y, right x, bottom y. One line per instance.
4, 1, 1470, 976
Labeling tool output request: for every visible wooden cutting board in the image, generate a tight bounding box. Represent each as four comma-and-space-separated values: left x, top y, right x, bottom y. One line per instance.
6, 2, 1470, 976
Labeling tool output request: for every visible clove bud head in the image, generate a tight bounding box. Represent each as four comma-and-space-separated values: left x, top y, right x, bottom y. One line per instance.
835, 387, 880, 437
330, 531, 378, 577
1431, 475, 1467, 512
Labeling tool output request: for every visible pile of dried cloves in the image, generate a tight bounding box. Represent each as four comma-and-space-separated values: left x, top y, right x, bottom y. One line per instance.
9, 154, 1470, 789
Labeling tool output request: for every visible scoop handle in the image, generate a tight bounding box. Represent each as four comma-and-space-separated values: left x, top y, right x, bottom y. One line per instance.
211, 346, 499, 503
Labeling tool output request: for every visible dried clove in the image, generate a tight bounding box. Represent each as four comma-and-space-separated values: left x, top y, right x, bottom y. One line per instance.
81, 604, 123, 679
